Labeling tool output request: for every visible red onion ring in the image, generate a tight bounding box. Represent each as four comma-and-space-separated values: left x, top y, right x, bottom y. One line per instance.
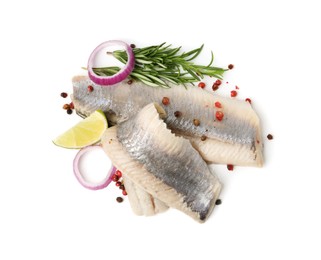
73, 145, 115, 190
87, 40, 135, 86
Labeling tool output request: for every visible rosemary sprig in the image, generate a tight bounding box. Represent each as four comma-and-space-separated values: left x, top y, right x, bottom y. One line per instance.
93, 43, 227, 88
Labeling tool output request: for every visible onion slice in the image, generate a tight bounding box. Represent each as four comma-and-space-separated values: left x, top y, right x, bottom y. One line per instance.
87, 40, 135, 86
73, 145, 115, 190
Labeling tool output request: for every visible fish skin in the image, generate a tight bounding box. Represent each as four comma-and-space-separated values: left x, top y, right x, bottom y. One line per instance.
102, 103, 222, 222
72, 75, 263, 166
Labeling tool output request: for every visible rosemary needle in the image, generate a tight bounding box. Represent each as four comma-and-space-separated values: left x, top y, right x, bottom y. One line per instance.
93, 43, 227, 88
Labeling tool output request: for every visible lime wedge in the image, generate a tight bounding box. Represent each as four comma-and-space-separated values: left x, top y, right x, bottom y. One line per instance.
53, 110, 107, 149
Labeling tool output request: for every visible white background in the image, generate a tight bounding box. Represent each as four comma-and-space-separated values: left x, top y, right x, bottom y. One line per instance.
1, 0, 321, 259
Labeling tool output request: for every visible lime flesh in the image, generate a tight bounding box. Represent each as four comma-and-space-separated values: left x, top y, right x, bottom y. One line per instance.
53, 110, 107, 149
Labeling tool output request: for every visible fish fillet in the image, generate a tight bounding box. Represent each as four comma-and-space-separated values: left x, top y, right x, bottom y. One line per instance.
102, 103, 222, 222
72, 75, 263, 167
122, 175, 168, 216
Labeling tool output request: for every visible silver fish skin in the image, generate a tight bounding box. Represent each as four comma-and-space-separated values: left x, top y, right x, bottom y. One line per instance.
102, 103, 222, 222
73, 75, 263, 167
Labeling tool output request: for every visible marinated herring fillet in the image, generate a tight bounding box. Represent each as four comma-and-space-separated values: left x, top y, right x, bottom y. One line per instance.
122, 175, 168, 216
102, 103, 222, 222
72, 76, 263, 167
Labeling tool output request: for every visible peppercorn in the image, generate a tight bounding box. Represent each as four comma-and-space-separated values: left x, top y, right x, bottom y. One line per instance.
66, 109, 73, 115
214, 101, 222, 108
215, 111, 224, 121
115, 181, 121, 187
122, 190, 127, 196
162, 97, 170, 105
193, 119, 200, 126
112, 175, 119, 182
115, 170, 122, 178
230, 90, 237, 97
215, 79, 222, 86
130, 43, 136, 48
174, 111, 182, 118
267, 134, 273, 140
127, 79, 133, 85
63, 104, 70, 110
119, 184, 125, 190
212, 79, 222, 91
228, 64, 234, 70
212, 84, 219, 91
215, 199, 222, 205
116, 197, 124, 203
60, 92, 68, 98
227, 164, 234, 171
245, 98, 252, 104
69, 102, 74, 109
198, 82, 206, 88
87, 85, 94, 92
201, 135, 207, 141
